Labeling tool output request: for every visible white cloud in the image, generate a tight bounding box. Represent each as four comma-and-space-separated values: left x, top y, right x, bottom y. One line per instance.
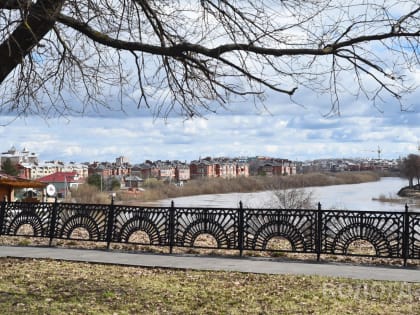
0, 83, 419, 164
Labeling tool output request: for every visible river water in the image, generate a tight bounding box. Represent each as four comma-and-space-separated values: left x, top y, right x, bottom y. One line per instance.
158, 177, 419, 212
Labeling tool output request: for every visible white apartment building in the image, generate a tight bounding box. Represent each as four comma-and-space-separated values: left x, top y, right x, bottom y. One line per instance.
1, 146, 39, 165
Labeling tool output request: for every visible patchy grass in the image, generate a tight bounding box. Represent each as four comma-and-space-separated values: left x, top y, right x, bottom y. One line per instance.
0, 258, 418, 315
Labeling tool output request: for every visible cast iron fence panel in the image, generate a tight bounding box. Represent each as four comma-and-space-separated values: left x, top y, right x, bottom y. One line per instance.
321, 210, 405, 258
1, 202, 54, 237
242, 208, 317, 253
173, 207, 239, 249
111, 205, 170, 246
53, 203, 109, 241
408, 213, 420, 259
0, 200, 419, 264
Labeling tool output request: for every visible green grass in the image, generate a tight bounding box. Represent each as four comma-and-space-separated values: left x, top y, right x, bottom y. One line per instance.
0, 258, 418, 314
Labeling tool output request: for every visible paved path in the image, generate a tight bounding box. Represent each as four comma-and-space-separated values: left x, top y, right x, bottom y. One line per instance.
1, 245, 419, 282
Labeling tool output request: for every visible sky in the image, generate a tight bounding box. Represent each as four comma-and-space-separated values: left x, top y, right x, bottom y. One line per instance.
0, 2, 419, 165
0, 84, 418, 164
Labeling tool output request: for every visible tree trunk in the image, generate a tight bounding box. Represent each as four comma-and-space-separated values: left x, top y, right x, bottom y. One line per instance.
0, 0, 64, 82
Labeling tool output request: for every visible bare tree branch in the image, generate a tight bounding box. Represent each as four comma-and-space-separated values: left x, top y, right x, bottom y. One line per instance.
0, 0, 64, 81
0, 0, 418, 118
0, 0, 32, 10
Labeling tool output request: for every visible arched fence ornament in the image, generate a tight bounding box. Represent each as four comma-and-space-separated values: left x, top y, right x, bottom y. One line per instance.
0, 199, 419, 266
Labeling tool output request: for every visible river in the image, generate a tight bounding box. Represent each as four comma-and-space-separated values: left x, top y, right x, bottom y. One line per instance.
158, 177, 419, 212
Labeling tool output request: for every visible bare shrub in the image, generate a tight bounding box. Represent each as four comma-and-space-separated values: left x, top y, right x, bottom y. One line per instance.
266, 237, 293, 251
193, 234, 218, 248
264, 179, 315, 209
70, 227, 90, 240
68, 184, 110, 204
16, 224, 34, 236
142, 178, 164, 189
128, 231, 151, 244
347, 240, 376, 256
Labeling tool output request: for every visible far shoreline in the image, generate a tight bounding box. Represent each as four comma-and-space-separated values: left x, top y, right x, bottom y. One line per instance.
115, 171, 386, 205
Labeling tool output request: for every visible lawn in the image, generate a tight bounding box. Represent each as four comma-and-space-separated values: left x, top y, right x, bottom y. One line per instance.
0, 258, 418, 314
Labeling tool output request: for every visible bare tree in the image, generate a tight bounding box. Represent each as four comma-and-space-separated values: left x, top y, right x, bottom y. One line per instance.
269, 187, 315, 210
0, 1, 419, 118
401, 154, 420, 188
263, 179, 315, 209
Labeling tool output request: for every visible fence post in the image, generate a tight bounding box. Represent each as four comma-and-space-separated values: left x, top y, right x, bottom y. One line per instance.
238, 201, 244, 257
316, 202, 322, 262
106, 196, 115, 249
168, 200, 175, 254
0, 197, 6, 236
49, 197, 58, 247
403, 204, 409, 267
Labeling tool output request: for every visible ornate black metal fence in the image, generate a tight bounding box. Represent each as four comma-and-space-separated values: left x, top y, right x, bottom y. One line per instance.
0, 199, 419, 265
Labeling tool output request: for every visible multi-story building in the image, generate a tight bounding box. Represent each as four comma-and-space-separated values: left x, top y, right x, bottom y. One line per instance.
215, 159, 237, 178
133, 161, 160, 179
133, 160, 191, 183
115, 156, 130, 167
190, 157, 251, 179
175, 162, 190, 182
1, 146, 39, 166
190, 158, 217, 179
14, 159, 88, 180
88, 159, 131, 178
236, 160, 250, 177
249, 157, 296, 176
158, 163, 176, 182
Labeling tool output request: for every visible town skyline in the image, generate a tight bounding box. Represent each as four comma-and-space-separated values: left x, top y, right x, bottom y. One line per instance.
0, 144, 412, 166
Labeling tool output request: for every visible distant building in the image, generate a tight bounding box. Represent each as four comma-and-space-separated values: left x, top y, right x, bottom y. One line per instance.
215, 159, 237, 178
190, 159, 217, 179
37, 171, 83, 198
115, 156, 130, 167
88, 160, 131, 178
189, 157, 250, 179
133, 160, 191, 183
18, 161, 88, 180
124, 175, 143, 189
236, 160, 250, 177
1, 146, 38, 166
175, 162, 190, 182
132, 161, 160, 179
248, 157, 296, 176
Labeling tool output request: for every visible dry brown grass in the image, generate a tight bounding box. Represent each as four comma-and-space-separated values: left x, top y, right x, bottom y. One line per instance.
66, 185, 111, 204
1, 257, 419, 315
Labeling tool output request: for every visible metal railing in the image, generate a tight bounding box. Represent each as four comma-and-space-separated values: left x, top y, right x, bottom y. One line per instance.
0, 199, 419, 265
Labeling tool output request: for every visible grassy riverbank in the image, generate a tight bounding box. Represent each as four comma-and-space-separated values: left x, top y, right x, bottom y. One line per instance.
115, 171, 380, 203
0, 258, 418, 315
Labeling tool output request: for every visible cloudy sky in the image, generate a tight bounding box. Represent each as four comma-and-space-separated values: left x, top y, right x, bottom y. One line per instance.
0, 2, 419, 165
0, 82, 418, 164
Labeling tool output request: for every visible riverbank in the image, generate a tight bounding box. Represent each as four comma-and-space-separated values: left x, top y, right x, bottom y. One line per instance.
116, 171, 380, 204
398, 184, 420, 198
